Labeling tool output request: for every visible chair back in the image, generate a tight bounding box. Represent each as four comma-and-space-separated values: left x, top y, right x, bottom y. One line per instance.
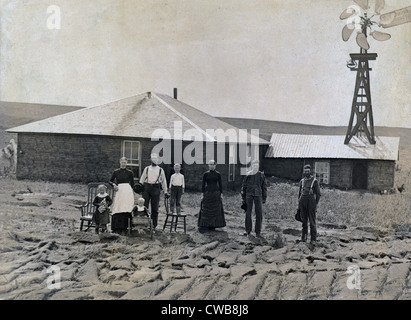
83, 182, 114, 216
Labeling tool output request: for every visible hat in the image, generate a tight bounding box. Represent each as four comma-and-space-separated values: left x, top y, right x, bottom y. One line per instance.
133, 182, 144, 194
241, 200, 247, 212
304, 164, 311, 170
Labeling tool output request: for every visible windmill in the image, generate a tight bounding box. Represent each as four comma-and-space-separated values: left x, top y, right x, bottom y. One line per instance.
340, 0, 411, 145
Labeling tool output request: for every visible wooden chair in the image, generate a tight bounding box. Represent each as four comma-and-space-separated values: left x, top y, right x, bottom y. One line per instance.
127, 208, 153, 239
78, 182, 114, 231
162, 196, 187, 234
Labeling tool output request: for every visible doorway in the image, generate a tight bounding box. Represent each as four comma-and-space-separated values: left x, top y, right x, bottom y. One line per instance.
352, 162, 368, 189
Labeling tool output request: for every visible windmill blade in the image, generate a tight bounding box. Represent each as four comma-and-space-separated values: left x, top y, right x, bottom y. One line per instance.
356, 32, 370, 50
342, 23, 356, 41
374, 0, 385, 15
340, 8, 356, 20
354, 0, 369, 11
380, 6, 411, 28
370, 30, 391, 41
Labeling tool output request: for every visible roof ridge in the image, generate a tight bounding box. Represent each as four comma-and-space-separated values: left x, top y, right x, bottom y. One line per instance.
152, 93, 216, 142
154, 93, 269, 144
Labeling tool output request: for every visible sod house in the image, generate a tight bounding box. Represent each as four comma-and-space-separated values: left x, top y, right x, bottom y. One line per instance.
7, 92, 269, 191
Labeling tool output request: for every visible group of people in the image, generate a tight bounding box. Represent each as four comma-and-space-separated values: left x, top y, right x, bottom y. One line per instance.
91, 153, 186, 235
91, 153, 321, 244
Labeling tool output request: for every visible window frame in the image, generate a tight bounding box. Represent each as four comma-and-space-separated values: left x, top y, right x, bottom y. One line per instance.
121, 140, 141, 177
314, 161, 330, 185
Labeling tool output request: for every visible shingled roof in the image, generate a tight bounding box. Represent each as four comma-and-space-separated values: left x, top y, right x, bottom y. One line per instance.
7, 92, 268, 144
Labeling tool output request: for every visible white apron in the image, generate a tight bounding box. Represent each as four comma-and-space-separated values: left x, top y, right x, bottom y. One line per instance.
111, 183, 134, 214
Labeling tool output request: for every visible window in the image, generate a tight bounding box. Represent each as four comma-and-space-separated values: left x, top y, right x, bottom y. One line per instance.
315, 161, 330, 184
121, 141, 141, 177
228, 144, 236, 182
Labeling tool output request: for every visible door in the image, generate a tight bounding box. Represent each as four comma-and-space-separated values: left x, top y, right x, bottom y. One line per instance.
352, 162, 368, 189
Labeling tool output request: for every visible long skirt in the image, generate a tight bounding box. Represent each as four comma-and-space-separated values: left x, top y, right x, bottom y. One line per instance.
198, 191, 226, 228
111, 183, 134, 232
111, 212, 132, 233
92, 209, 110, 226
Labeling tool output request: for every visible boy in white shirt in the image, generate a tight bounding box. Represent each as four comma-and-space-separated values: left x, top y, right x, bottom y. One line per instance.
169, 163, 185, 214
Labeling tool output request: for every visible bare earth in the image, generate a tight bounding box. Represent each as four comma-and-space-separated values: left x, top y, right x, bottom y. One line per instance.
0, 177, 410, 300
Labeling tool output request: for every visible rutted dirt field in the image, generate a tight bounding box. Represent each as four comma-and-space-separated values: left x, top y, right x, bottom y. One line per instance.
0, 177, 410, 300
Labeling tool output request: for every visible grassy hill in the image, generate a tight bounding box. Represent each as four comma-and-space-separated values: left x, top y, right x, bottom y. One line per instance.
0, 101, 84, 130
0, 101, 84, 147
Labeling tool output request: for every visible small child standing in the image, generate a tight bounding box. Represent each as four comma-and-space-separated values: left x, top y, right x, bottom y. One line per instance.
169, 163, 185, 214
92, 184, 113, 234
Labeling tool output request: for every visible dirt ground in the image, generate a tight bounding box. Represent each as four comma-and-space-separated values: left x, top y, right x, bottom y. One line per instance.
0, 177, 410, 300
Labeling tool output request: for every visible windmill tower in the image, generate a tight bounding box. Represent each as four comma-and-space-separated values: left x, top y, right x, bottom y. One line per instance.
340, 0, 411, 144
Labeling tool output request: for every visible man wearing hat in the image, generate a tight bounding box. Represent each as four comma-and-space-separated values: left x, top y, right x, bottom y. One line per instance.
298, 164, 321, 243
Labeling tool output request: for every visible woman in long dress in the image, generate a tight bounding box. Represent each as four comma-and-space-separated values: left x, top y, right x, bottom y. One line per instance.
198, 160, 226, 231
109, 157, 135, 234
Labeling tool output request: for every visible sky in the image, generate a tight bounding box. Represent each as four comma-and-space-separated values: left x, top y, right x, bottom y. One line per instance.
1, 0, 410, 128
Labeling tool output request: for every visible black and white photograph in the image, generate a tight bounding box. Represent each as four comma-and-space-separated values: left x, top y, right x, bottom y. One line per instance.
0, 0, 410, 304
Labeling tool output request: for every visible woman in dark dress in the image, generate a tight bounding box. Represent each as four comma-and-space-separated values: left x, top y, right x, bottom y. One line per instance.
198, 160, 226, 231
109, 157, 135, 234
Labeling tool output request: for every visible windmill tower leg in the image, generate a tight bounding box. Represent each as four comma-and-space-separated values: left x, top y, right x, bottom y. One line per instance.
344, 52, 377, 145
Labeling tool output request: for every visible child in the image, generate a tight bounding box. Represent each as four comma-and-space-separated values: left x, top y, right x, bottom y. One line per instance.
92, 184, 113, 234
169, 163, 185, 214
131, 197, 151, 234
132, 197, 150, 218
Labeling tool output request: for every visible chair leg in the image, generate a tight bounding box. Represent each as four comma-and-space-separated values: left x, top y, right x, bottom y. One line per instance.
183, 216, 187, 234
170, 216, 174, 232
163, 214, 169, 231
80, 220, 84, 231
149, 219, 153, 239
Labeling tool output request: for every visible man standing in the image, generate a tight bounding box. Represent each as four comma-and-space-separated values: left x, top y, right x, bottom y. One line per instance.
298, 164, 321, 243
140, 153, 169, 229
241, 159, 267, 238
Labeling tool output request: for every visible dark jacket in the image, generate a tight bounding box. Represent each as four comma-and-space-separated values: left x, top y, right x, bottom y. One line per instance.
110, 168, 134, 187
241, 171, 267, 201
298, 175, 321, 204
202, 170, 223, 194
